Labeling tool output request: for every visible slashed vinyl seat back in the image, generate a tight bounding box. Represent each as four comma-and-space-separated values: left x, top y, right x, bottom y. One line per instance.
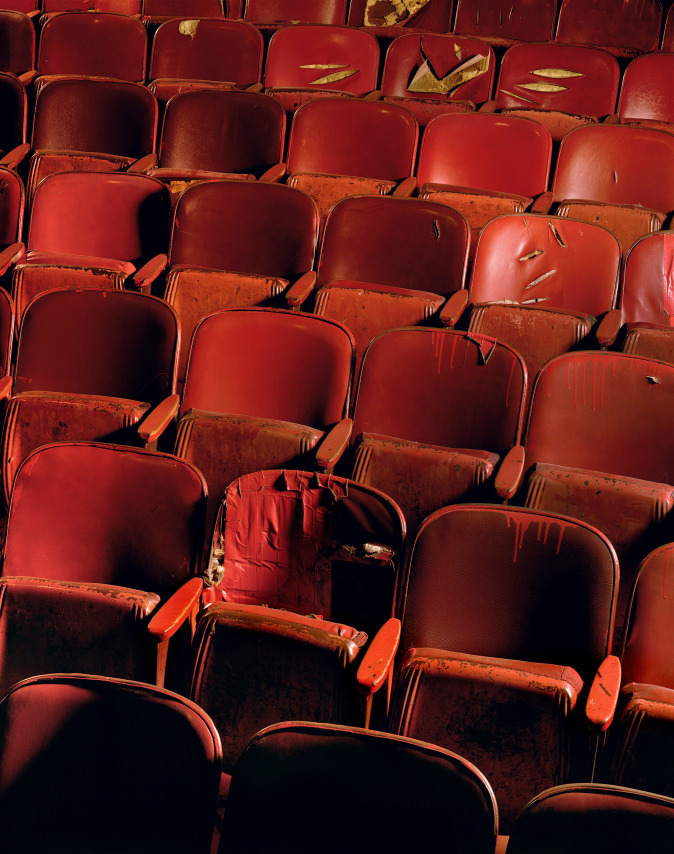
391, 503, 618, 829
348, 0, 454, 32
0, 674, 221, 854
221, 722, 498, 854
209, 468, 406, 636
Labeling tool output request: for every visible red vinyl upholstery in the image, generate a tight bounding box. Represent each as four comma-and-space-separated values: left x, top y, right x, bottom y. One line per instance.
556, 0, 662, 57
454, 0, 557, 48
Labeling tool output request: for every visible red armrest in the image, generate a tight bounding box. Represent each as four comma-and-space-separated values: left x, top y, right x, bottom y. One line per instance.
137, 394, 180, 444
357, 618, 402, 695
132, 253, 167, 292
0, 242, 25, 277
127, 153, 158, 173
259, 162, 286, 183
18, 70, 37, 86
478, 99, 497, 113
585, 654, 621, 732
147, 576, 203, 642
529, 191, 554, 214
285, 271, 315, 308
595, 308, 622, 349
439, 289, 470, 327
0, 142, 30, 170
494, 444, 526, 501
364, 89, 382, 101
315, 417, 353, 470
246, 82, 264, 93
393, 176, 416, 197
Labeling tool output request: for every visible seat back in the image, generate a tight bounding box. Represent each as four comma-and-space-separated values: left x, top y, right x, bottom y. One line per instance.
552, 125, 674, 214
211, 469, 406, 635
181, 307, 353, 428
620, 230, 674, 326
381, 33, 494, 107
348, 0, 454, 32
317, 194, 468, 295
556, 0, 662, 54
37, 12, 147, 82
12, 289, 178, 403
495, 43, 619, 118
618, 53, 674, 125
190, 603, 366, 771
506, 783, 674, 854
169, 180, 317, 277
222, 722, 498, 854
27, 171, 170, 265
621, 543, 674, 688
149, 18, 263, 86
264, 24, 379, 96
245, 0, 348, 24
142, 0, 225, 18
454, 0, 557, 43
524, 351, 674, 483
0, 164, 24, 247
286, 97, 418, 181
3, 442, 206, 598
416, 112, 551, 198
32, 77, 157, 158
44, 0, 141, 11
0, 674, 221, 854
0, 11, 34, 75
157, 89, 284, 175
402, 504, 617, 678
470, 214, 620, 317
353, 327, 526, 455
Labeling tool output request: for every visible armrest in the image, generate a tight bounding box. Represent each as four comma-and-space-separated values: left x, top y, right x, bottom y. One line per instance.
147, 576, 203, 642
529, 190, 554, 214
393, 176, 416, 197
0, 242, 24, 277
438, 289, 469, 327
494, 444, 525, 501
602, 113, 620, 124
0, 142, 30, 170
595, 308, 622, 349
246, 82, 264, 93
315, 417, 353, 470
127, 153, 158, 173
285, 270, 315, 308
357, 617, 401, 695
259, 162, 286, 183
0, 374, 13, 400
18, 69, 37, 86
137, 394, 180, 444
478, 99, 497, 113
132, 253, 167, 292
364, 89, 381, 101
585, 654, 621, 732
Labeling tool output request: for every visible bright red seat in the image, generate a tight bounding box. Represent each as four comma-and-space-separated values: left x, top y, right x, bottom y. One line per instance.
165, 180, 319, 388
12, 171, 170, 320
347, 326, 527, 536
0, 288, 179, 503
314, 193, 469, 380
285, 97, 418, 225
389, 503, 620, 829
264, 24, 379, 115
617, 53, 674, 132
148, 18, 263, 104
417, 111, 551, 257
493, 42, 620, 142
0, 442, 207, 690
173, 307, 355, 568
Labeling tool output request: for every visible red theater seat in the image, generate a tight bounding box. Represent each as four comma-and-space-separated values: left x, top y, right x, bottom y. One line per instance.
453, 0, 557, 49
555, 0, 662, 58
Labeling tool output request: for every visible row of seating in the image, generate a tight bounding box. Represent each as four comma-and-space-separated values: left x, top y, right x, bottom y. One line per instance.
4, 439, 674, 834
5, 0, 674, 56
3, 676, 673, 853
